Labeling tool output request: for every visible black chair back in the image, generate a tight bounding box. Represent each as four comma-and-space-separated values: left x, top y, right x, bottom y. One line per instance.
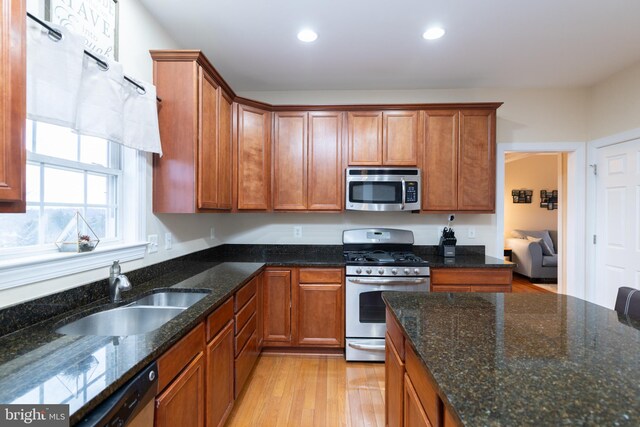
614, 287, 640, 321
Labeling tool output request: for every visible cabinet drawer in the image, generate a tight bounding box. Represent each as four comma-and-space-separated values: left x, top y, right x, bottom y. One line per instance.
235, 330, 259, 398
235, 313, 257, 357
431, 268, 512, 285
405, 344, 441, 427
299, 268, 343, 284
235, 295, 256, 334
235, 277, 257, 312
207, 298, 234, 341
158, 323, 205, 392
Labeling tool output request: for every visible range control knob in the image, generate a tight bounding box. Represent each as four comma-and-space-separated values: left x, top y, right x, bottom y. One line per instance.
391, 268, 398, 275
414, 268, 420, 275
356, 268, 362, 274
365, 268, 372, 275
404, 268, 410, 275
378, 268, 385, 275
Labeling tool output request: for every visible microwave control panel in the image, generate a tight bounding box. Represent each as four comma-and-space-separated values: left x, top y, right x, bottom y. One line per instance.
405, 182, 418, 203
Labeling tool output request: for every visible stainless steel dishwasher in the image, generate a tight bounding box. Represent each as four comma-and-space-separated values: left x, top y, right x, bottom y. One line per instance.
76, 361, 158, 427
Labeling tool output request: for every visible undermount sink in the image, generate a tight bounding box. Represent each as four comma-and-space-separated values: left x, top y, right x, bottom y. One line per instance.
56, 306, 185, 336
56, 290, 211, 336
130, 291, 209, 308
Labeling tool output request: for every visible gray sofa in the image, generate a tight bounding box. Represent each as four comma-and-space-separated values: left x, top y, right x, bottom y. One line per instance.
506, 229, 558, 282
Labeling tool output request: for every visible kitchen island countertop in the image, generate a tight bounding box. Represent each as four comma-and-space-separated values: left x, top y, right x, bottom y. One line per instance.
383, 291, 640, 426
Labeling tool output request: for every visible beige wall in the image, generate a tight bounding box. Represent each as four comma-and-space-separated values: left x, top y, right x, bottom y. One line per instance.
504, 154, 559, 240
588, 60, 640, 140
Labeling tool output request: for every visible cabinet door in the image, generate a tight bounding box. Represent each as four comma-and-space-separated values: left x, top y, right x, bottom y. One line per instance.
237, 104, 271, 210
263, 269, 292, 343
206, 322, 234, 427
217, 90, 233, 209
197, 70, 219, 209
308, 112, 343, 211
273, 112, 307, 210
156, 352, 205, 427
297, 283, 343, 346
348, 111, 383, 165
386, 333, 404, 427
383, 111, 419, 166
0, 0, 26, 212
423, 110, 458, 211
404, 374, 433, 427
458, 109, 495, 211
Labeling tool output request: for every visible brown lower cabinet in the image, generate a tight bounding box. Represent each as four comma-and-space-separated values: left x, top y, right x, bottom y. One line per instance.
155, 274, 263, 427
263, 267, 344, 348
430, 267, 512, 293
234, 276, 260, 398
205, 299, 234, 427
156, 324, 206, 427
386, 309, 460, 427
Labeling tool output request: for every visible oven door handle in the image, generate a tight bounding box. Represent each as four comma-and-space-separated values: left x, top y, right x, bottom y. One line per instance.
401, 178, 406, 210
348, 278, 429, 285
348, 342, 386, 352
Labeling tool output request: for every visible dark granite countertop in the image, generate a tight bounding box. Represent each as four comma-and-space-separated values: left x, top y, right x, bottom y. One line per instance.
383, 292, 640, 426
0, 261, 263, 425
0, 244, 510, 425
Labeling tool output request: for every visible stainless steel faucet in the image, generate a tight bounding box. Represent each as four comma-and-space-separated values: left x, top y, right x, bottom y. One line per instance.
109, 260, 131, 303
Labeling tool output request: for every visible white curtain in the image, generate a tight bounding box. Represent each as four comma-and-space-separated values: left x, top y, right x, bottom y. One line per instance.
26, 18, 163, 156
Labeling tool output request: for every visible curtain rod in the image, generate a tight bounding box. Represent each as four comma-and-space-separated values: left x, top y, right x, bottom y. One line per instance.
26, 12, 162, 103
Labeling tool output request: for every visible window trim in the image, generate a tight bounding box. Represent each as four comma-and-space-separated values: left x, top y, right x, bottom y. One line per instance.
0, 146, 149, 290
0, 242, 147, 290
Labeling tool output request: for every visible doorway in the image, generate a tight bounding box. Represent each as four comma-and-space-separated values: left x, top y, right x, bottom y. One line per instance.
504, 153, 561, 293
496, 142, 587, 299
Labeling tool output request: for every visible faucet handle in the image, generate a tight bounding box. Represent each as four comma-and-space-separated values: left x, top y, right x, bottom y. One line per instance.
110, 260, 121, 276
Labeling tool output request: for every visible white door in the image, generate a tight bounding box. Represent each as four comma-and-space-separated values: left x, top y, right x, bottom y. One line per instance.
594, 138, 640, 308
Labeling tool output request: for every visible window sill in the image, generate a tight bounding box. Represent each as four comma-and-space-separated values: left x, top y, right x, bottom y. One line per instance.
0, 242, 148, 290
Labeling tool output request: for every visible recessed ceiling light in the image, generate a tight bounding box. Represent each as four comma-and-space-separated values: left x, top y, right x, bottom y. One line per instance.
297, 29, 318, 43
422, 27, 445, 40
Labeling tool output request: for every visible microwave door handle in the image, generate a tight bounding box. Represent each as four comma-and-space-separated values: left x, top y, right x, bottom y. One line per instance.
401, 178, 406, 210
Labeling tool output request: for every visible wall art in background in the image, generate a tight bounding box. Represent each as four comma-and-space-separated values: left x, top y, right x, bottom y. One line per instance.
512, 189, 533, 204
540, 190, 558, 210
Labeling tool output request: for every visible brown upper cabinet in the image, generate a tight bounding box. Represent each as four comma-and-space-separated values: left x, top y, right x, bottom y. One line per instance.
236, 104, 271, 211
151, 51, 233, 213
423, 109, 496, 212
0, 0, 26, 213
273, 111, 343, 211
348, 111, 418, 166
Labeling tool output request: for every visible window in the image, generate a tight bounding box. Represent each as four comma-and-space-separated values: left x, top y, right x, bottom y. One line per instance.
0, 120, 122, 252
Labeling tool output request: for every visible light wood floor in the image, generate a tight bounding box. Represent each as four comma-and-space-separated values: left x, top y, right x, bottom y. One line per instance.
512, 273, 554, 293
225, 354, 385, 427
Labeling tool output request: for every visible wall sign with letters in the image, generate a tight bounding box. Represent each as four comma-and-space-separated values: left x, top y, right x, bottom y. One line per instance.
46, 0, 119, 60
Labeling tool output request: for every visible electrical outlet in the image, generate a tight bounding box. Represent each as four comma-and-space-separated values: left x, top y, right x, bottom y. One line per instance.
293, 226, 302, 238
468, 227, 476, 239
210, 227, 215, 240
148, 234, 158, 253
165, 232, 172, 250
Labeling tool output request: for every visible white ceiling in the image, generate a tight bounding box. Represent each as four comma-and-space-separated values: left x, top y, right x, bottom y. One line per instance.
138, 0, 640, 92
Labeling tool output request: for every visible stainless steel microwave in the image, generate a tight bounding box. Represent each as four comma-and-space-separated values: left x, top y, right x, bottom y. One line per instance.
345, 167, 421, 211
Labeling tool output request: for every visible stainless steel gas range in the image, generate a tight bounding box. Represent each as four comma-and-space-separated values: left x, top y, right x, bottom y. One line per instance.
343, 228, 430, 361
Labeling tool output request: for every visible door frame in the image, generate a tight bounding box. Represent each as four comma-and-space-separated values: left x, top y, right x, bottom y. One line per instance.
496, 142, 586, 298
586, 127, 640, 304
